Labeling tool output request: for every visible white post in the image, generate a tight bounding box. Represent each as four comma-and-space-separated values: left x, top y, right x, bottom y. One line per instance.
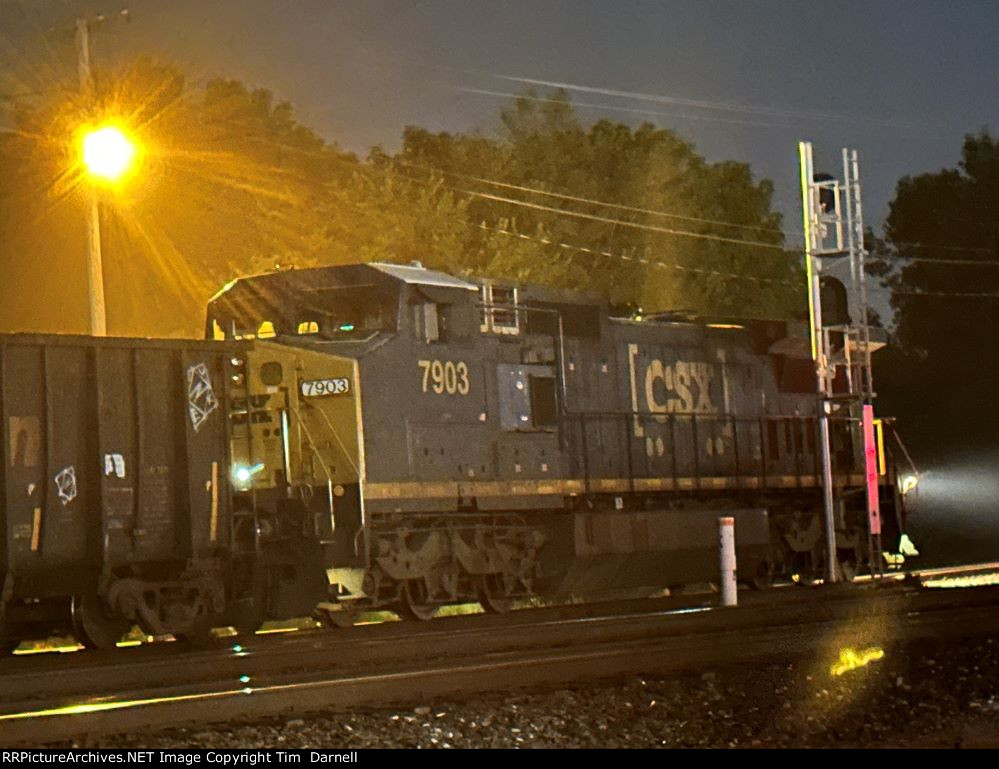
85, 192, 107, 336
76, 17, 107, 336
719, 516, 737, 607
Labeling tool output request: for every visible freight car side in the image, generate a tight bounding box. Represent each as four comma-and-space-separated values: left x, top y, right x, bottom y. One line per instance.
0, 334, 246, 649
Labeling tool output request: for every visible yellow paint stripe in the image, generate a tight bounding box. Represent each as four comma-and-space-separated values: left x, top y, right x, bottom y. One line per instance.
209, 461, 219, 544
363, 473, 869, 500
874, 419, 887, 476
30, 507, 41, 552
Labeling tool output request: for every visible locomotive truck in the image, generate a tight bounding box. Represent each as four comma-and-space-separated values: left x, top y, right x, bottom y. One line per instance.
0, 262, 909, 649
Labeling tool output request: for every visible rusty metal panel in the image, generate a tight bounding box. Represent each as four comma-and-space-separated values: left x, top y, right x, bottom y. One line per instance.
93, 346, 140, 569
0, 335, 241, 600
180, 348, 229, 559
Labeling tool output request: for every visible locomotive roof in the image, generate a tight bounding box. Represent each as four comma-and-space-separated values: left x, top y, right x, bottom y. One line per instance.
210, 262, 475, 302
209, 262, 604, 311
368, 262, 478, 291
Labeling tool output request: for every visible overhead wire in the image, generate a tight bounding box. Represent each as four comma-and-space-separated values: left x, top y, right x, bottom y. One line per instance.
474, 220, 799, 287
390, 156, 785, 234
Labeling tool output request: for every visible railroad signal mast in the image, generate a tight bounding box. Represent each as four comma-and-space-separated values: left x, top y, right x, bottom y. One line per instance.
798, 142, 882, 583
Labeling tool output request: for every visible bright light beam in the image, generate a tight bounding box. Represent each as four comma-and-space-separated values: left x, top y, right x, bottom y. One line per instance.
81, 125, 136, 182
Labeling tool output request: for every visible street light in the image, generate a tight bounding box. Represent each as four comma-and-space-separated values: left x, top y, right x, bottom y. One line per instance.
82, 125, 136, 182
78, 122, 138, 335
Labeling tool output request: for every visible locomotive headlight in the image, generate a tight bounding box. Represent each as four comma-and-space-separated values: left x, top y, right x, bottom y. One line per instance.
232, 462, 265, 489
899, 473, 919, 495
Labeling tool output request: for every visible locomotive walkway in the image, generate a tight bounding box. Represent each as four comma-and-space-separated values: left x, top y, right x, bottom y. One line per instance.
2, 568, 999, 746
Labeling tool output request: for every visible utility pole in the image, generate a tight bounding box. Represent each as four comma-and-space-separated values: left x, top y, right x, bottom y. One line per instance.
76, 16, 107, 336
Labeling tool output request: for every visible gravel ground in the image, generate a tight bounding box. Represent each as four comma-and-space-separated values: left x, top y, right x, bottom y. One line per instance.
72, 635, 999, 749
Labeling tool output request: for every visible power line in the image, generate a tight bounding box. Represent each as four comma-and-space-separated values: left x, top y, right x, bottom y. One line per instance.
318, 156, 801, 289
458, 86, 808, 131
874, 254, 999, 268
474, 221, 799, 287
889, 241, 997, 256
892, 290, 999, 297
493, 75, 939, 132
441, 181, 789, 251
391, 157, 785, 235
327, 154, 792, 252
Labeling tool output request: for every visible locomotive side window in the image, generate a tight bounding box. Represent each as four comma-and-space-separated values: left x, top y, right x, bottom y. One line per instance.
232, 320, 278, 340
413, 302, 443, 343
529, 375, 558, 429
480, 284, 520, 335
257, 321, 277, 339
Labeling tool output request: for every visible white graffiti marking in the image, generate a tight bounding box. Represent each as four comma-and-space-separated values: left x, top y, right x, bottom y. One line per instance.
187, 362, 219, 432
54, 466, 77, 506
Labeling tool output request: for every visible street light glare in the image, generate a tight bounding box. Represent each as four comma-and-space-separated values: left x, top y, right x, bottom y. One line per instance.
82, 125, 136, 181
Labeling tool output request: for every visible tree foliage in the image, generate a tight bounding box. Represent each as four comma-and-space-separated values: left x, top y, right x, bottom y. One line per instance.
872, 131, 999, 452
393, 90, 802, 316
0, 62, 801, 338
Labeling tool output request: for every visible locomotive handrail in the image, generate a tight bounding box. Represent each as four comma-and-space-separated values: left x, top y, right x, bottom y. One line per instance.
559, 410, 864, 494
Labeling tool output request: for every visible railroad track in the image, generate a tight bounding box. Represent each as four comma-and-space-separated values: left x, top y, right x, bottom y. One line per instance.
3, 569, 999, 746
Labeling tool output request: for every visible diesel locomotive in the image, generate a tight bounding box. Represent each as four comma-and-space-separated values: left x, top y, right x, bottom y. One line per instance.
0, 262, 909, 649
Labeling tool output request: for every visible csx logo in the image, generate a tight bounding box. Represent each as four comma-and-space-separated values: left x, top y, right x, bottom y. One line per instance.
628, 344, 716, 438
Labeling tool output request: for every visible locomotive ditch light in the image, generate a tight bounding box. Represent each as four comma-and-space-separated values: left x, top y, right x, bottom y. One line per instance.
899, 473, 919, 496
232, 462, 265, 489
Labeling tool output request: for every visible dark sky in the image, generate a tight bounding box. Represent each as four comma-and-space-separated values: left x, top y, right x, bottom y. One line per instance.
3, 0, 997, 239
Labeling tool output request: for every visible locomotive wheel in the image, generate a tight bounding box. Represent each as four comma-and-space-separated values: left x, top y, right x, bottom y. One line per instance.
477, 573, 512, 614
398, 580, 436, 621
317, 606, 357, 629
71, 596, 129, 651
233, 607, 265, 636
176, 616, 219, 650
748, 560, 774, 590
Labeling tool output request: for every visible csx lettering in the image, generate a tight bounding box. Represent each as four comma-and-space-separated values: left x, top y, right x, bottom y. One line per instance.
645, 360, 715, 419
628, 344, 716, 437
418, 359, 470, 395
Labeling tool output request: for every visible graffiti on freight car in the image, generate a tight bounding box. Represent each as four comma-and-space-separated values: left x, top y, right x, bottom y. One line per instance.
8, 416, 40, 467
187, 362, 219, 432
104, 453, 126, 478
54, 465, 77, 505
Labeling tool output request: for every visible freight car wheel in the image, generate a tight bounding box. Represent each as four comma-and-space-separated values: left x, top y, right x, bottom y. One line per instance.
477, 574, 512, 614
176, 616, 220, 650
71, 596, 129, 651
747, 560, 775, 590
317, 606, 357, 629
398, 580, 436, 621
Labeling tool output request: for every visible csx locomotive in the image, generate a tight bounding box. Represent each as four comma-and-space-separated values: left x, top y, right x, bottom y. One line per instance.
0, 262, 908, 649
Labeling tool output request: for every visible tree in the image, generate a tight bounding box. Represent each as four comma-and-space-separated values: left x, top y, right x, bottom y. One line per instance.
0, 67, 801, 338
393, 90, 803, 317
0, 58, 467, 337
872, 131, 999, 454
